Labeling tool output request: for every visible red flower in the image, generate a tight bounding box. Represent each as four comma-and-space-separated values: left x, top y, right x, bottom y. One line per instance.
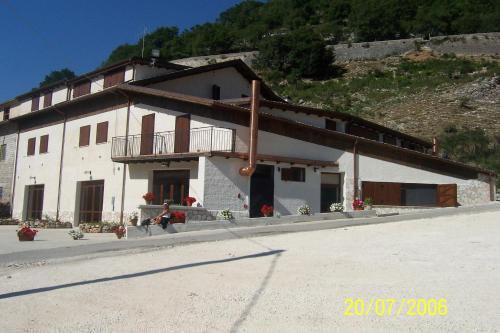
171, 211, 186, 219
142, 192, 155, 202
183, 196, 197, 206
352, 199, 364, 209
260, 204, 273, 217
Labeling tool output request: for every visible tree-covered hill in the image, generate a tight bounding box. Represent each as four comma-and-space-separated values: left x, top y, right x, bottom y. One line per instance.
104, 0, 500, 66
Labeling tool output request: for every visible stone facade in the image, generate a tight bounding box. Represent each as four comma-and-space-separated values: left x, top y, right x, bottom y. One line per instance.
138, 204, 216, 223
457, 173, 492, 206
0, 122, 17, 205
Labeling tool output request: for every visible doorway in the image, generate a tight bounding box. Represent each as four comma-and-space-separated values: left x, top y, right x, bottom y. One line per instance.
26, 184, 44, 220
153, 170, 190, 205
320, 173, 342, 212
79, 180, 104, 223
174, 114, 191, 153
250, 164, 274, 218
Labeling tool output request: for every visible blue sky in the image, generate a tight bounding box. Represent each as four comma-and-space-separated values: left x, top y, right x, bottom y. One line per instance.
0, 0, 242, 102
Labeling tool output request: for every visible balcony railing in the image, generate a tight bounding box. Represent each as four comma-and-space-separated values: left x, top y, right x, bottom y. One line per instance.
111, 126, 236, 159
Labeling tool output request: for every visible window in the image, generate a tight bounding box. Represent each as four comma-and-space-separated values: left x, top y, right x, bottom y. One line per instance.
27, 138, 36, 156
383, 135, 397, 145
96, 121, 108, 144
79, 125, 91, 147
325, 119, 337, 131
281, 167, 306, 182
43, 91, 53, 108
104, 69, 125, 88
73, 81, 91, 98
3, 107, 9, 121
212, 84, 221, 100
31, 96, 40, 112
39, 135, 49, 154
0, 187, 3, 200
0, 144, 6, 160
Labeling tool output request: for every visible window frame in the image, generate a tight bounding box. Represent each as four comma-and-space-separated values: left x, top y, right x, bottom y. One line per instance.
281, 167, 306, 182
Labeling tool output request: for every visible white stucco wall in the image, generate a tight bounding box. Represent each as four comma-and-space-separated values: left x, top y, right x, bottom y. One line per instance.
52, 86, 68, 105
261, 106, 346, 130
134, 65, 175, 81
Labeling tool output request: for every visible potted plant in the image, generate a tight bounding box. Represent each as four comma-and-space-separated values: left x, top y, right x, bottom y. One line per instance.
170, 211, 186, 224
112, 225, 126, 239
219, 209, 233, 220
183, 196, 197, 207
68, 229, 84, 240
364, 197, 374, 210
129, 211, 139, 226
330, 202, 344, 212
297, 204, 311, 215
260, 204, 273, 217
17, 224, 38, 241
352, 199, 364, 211
142, 192, 155, 205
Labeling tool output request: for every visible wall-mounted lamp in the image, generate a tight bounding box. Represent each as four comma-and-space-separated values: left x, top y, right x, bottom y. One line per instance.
29, 176, 36, 184
84, 170, 92, 180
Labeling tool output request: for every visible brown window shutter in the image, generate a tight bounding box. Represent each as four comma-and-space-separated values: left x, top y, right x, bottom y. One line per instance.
104, 68, 125, 88
43, 91, 53, 108
79, 125, 91, 147
31, 96, 40, 112
39, 135, 49, 154
437, 184, 457, 207
73, 81, 91, 98
325, 119, 337, 131
96, 121, 109, 144
27, 137, 36, 156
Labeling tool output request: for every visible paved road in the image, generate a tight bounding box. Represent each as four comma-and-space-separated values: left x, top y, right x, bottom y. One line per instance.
0, 203, 499, 267
0, 208, 499, 332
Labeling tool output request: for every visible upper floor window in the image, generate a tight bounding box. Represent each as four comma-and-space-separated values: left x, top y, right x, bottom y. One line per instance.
281, 167, 306, 182
325, 119, 337, 131
0, 144, 6, 160
96, 121, 108, 144
43, 91, 53, 108
31, 96, 40, 112
104, 68, 125, 88
79, 125, 91, 147
73, 81, 91, 98
27, 138, 36, 156
212, 84, 221, 100
39, 135, 49, 154
3, 108, 9, 121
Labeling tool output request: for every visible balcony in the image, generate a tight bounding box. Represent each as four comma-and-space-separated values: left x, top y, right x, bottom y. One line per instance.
111, 126, 236, 162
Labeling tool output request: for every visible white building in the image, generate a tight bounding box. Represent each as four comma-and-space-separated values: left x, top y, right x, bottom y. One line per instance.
0, 58, 496, 224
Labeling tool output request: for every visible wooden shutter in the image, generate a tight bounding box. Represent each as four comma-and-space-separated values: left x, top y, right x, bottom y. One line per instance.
73, 81, 91, 98
325, 119, 337, 131
437, 184, 457, 207
174, 114, 191, 153
3, 107, 9, 121
140, 114, 155, 155
43, 91, 53, 108
39, 135, 49, 154
79, 125, 91, 147
31, 96, 40, 112
362, 181, 402, 205
96, 122, 109, 144
104, 68, 125, 88
27, 137, 36, 156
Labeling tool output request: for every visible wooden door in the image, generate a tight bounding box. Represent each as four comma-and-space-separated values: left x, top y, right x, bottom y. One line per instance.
362, 181, 402, 205
26, 185, 44, 220
140, 114, 155, 155
250, 164, 275, 217
79, 180, 104, 223
174, 114, 190, 153
437, 184, 457, 207
153, 170, 190, 205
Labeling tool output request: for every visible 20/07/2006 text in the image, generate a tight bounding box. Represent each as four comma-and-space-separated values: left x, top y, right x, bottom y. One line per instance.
344, 298, 448, 317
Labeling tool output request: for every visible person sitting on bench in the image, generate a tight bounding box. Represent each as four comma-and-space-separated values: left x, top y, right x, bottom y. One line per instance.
154, 202, 171, 229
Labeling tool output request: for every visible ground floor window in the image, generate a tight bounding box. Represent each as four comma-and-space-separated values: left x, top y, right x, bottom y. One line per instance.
321, 173, 342, 212
153, 170, 190, 205
79, 180, 104, 223
26, 184, 44, 220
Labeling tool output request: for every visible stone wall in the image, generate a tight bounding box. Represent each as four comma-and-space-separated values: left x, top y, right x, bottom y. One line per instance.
139, 205, 216, 222
0, 123, 17, 205
457, 173, 492, 206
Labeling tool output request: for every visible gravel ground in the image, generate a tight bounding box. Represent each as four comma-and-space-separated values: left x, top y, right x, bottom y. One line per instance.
0, 211, 499, 332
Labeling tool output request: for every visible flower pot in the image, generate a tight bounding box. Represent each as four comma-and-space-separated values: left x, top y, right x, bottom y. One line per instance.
354, 207, 364, 211
365, 205, 373, 210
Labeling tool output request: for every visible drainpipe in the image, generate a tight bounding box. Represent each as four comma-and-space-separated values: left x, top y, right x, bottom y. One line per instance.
10, 126, 21, 217
119, 98, 132, 224
353, 139, 359, 200
239, 80, 260, 177
55, 109, 67, 222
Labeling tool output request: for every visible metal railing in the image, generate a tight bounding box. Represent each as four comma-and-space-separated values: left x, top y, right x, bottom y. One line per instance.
111, 126, 236, 159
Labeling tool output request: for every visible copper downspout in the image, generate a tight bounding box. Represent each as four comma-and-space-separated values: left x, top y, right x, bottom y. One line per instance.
10, 127, 21, 217
432, 137, 438, 156
239, 80, 260, 176
353, 139, 359, 200
55, 109, 67, 222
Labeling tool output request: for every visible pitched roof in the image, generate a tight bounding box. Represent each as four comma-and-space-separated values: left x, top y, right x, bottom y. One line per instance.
132, 59, 284, 102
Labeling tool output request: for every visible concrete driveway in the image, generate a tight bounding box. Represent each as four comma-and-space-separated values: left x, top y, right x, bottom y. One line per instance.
0, 209, 499, 332
0, 226, 117, 255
